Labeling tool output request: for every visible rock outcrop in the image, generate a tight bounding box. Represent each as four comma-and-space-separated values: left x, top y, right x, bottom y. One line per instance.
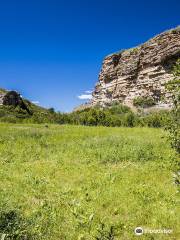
0, 90, 31, 114
91, 26, 180, 109
0, 94, 5, 105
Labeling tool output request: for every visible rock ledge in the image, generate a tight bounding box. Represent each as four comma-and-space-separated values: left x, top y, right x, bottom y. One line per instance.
91, 26, 180, 109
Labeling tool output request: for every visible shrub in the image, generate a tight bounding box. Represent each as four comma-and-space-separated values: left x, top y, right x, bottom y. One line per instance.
0, 209, 34, 239
107, 102, 131, 114
165, 59, 180, 153
133, 96, 156, 108
143, 111, 169, 128
48, 107, 55, 113
123, 112, 137, 127
0, 101, 169, 129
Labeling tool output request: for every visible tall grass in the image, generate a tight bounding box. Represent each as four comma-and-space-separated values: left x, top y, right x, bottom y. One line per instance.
0, 124, 179, 239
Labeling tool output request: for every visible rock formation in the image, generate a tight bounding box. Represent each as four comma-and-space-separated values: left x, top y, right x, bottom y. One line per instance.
0, 95, 5, 106
91, 26, 180, 109
0, 90, 31, 114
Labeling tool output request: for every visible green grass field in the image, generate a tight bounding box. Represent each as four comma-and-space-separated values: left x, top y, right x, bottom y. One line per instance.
0, 124, 179, 239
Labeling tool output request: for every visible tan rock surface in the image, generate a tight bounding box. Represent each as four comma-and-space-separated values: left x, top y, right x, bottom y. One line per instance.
91, 27, 180, 109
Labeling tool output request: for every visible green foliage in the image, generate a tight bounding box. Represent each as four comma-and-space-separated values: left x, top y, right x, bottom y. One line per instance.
0, 103, 60, 124
0, 102, 170, 128
107, 102, 130, 114
0, 124, 179, 239
95, 223, 116, 239
0, 88, 7, 94
133, 96, 156, 108
171, 26, 180, 34
166, 59, 180, 153
0, 209, 34, 239
64, 104, 132, 127
129, 47, 139, 54
143, 111, 170, 128
48, 107, 55, 113
123, 112, 137, 127
64, 105, 169, 128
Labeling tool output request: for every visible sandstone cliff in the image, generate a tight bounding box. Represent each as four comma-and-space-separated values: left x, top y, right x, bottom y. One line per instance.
91, 27, 180, 109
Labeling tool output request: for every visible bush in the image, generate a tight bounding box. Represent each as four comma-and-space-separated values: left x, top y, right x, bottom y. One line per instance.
123, 112, 137, 127
133, 96, 156, 108
165, 59, 180, 153
107, 102, 131, 114
143, 111, 169, 128
0, 209, 34, 239
0, 101, 170, 129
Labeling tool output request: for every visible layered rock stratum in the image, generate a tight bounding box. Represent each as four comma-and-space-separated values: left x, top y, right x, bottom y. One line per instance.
89, 27, 180, 110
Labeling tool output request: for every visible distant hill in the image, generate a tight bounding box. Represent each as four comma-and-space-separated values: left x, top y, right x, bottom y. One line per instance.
0, 89, 58, 123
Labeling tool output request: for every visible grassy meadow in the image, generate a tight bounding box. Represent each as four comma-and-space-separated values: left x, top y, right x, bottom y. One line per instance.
0, 123, 179, 239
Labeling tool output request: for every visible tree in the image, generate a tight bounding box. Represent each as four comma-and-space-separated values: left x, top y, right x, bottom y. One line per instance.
48, 107, 55, 113
166, 59, 180, 153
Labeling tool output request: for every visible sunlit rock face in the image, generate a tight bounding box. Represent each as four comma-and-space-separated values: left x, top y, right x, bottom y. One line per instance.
91, 27, 180, 109
0, 94, 5, 105
0, 90, 6, 105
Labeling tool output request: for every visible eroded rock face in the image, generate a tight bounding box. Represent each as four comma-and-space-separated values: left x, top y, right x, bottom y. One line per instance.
0, 91, 31, 114
3, 91, 22, 106
91, 27, 180, 109
0, 94, 5, 105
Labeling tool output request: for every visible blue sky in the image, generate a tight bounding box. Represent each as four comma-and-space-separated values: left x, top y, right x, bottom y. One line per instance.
0, 0, 179, 112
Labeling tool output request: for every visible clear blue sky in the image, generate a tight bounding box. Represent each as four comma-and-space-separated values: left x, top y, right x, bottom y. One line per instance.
0, 0, 179, 112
